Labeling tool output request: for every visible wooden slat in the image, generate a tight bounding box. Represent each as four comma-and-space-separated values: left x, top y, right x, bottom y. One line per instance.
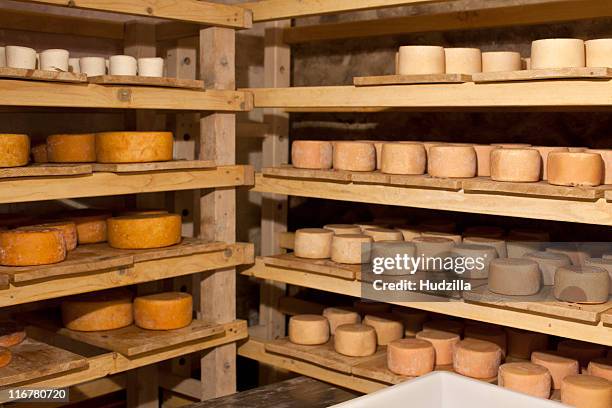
0, 67, 86, 83
262, 254, 359, 280
463, 178, 608, 200
114, 238, 229, 263
88, 75, 205, 90
354, 73, 471, 86
602, 309, 612, 326
0, 164, 91, 179
91, 160, 215, 173
472, 67, 612, 83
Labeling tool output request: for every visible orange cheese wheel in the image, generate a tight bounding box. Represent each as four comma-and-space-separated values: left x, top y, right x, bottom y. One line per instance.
24, 221, 78, 251
533, 146, 569, 180
0, 322, 26, 347
428, 145, 477, 178
498, 362, 552, 399
464, 324, 507, 355
547, 152, 604, 187
422, 319, 464, 336
31, 144, 48, 163
291, 140, 332, 169
363, 314, 403, 345
62, 289, 133, 331
294, 228, 334, 259
96, 131, 173, 163
0, 347, 11, 368
588, 359, 612, 381
553, 265, 610, 304
334, 323, 377, 357
488, 258, 541, 296
331, 233, 372, 264
416, 329, 460, 366
561, 375, 612, 408
363, 227, 403, 242
0, 227, 66, 266
323, 307, 360, 335
353, 300, 390, 316
453, 339, 503, 379
0, 134, 29, 167
586, 149, 612, 184
323, 224, 362, 235
490, 148, 541, 182
532, 351, 580, 390
58, 210, 111, 244
387, 338, 435, 376
380, 142, 426, 175
506, 327, 548, 359
557, 340, 607, 368
107, 214, 181, 249
47, 133, 96, 163
288, 314, 329, 345
333, 141, 375, 171
134, 292, 192, 330
392, 307, 428, 337
473, 145, 495, 177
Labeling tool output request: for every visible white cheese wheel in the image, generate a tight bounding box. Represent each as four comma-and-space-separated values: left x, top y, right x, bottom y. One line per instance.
363, 314, 403, 346
472, 144, 496, 177
557, 340, 607, 368
0, 134, 29, 167
107, 214, 181, 249
464, 226, 505, 239
47, 133, 96, 163
323, 224, 362, 235
481, 51, 522, 72
397, 45, 445, 75
585, 39, 612, 68
506, 327, 548, 360
0, 227, 66, 266
545, 246, 589, 266
363, 228, 403, 242
422, 319, 464, 336
334, 323, 377, 357
532, 351, 579, 389
463, 236, 508, 258
547, 152, 604, 187
584, 258, 612, 294
444, 47, 482, 74
392, 307, 428, 337
322, 307, 360, 335
524, 251, 571, 286
490, 148, 541, 182
62, 288, 133, 331
498, 362, 552, 399
331, 233, 372, 264
586, 149, 612, 184
588, 359, 612, 382
294, 228, 334, 259
561, 375, 612, 408
370, 241, 416, 275
387, 338, 435, 376
395, 226, 422, 241
413, 236, 455, 271
533, 146, 569, 180
488, 258, 542, 296
416, 329, 460, 366
353, 300, 390, 315
96, 131, 173, 163
288, 314, 330, 345
450, 243, 498, 279
134, 292, 192, 330
428, 145, 477, 178
453, 339, 503, 379
464, 324, 507, 355
531, 38, 586, 69
333, 141, 375, 171
291, 140, 333, 169
420, 231, 462, 244
507, 241, 543, 258
553, 265, 610, 304
380, 142, 426, 175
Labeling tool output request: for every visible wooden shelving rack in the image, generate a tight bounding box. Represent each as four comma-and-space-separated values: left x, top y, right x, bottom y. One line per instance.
0, 2, 254, 406
240, 0, 612, 393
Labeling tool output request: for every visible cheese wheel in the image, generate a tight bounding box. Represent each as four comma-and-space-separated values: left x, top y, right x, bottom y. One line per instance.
288, 314, 330, 345
0, 322, 26, 347
488, 258, 542, 296
507, 241, 543, 258
545, 246, 588, 266
453, 339, 503, 379
464, 324, 507, 354
588, 359, 612, 381
419, 219, 456, 233
62, 210, 111, 244
380, 142, 426, 175
463, 236, 507, 258
421, 231, 461, 244
416, 329, 460, 366
395, 226, 422, 241
413, 236, 455, 271
371, 241, 416, 275
506, 327, 548, 359
531, 38, 585, 69
62, 289, 133, 331
0, 347, 11, 368
428, 145, 477, 178
31, 144, 48, 163
585, 39, 612, 68
334, 324, 377, 357
363, 314, 403, 345
363, 228, 403, 242
291, 140, 333, 169
481, 51, 521, 72
397, 45, 445, 75
331, 234, 372, 264
532, 351, 580, 389
584, 258, 612, 294
23, 221, 78, 251
360, 140, 385, 170
423, 319, 464, 336
498, 362, 552, 398
464, 226, 505, 239
533, 146, 569, 180
523, 251, 571, 286
450, 243, 497, 279
473, 145, 496, 177
95, 131, 173, 163
490, 148, 541, 182
491, 143, 532, 149
444, 48, 482, 74
0, 134, 29, 167
323, 307, 360, 335
553, 265, 609, 304
333, 141, 375, 171
323, 224, 362, 235
586, 149, 612, 184
294, 228, 333, 259
107, 214, 181, 249
353, 300, 390, 315
557, 340, 607, 368
0, 227, 66, 266
387, 338, 435, 376
392, 307, 428, 337
47, 133, 96, 163
561, 375, 611, 408
134, 292, 192, 330
547, 152, 604, 187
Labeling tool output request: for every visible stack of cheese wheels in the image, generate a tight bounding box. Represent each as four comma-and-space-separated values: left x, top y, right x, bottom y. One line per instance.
586, 148, 612, 184
444, 48, 482, 74
557, 339, 607, 368
323, 224, 362, 235
363, 227, 403, 242
363, 314, 403, 345
96, 131, 173, 163
561, 375, 612, 408
380, 142, 426, 175
428, 145, 476, 178
464, 226, 505, 239
370, 241, 416, 275
524, 251, 571, 286
490, 148, 541, 182
46, 133, 96, 163
387, 338, 435, 376
31, 144, 48, 163
531, 351, 579, 390
397, 45, 445, 75
464, 324, 507, 355
288, 314, 329, 345
323, 307, 360, 335
450, 243, 497, 279
506, 327, 548, 359
585, 258, 612, 294
331, 234, 372, 264
334, 323, 377, 357
488, 258, 542, 295
421, 231, 462, 244
395, 226, 422, 241
498, 362, 552, 399
588, 359, 612, 381
413, 236, 455, 271
531, 38, 586, 69
585, 39, 612, 68
134, 292, 192, 330
463, 236, 507, 258
0, 322, 26, 348
353, 300, 390, 315
553, 265, 610, 304
423, 319, 464, 336
453, 338, 503, 380
291, 140, 333, 169
0, 134, 29, 167
295, 228, 333, 259
547, 151, 604, 186
62, 288, 133, 331
472, 145, 496, 177
107, 213, 181, 249
481, 51, 521, 72
61, 209, 111, 244
392, 307, 428, 336
0, 227, 66, 266
23, 221, 78, 251
333, 141, 375, 171
533, 146, 569, 180
416, 329, 460, 366
545, 245, 589, 266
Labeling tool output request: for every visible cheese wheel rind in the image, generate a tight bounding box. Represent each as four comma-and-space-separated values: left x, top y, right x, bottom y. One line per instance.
334, 324, 377, 357
333, 141, 375, 172
47, 133, 96, 163
24, 221, 78, 251
387, 338, 435, 376
453, 339, 502, 379
0, 134, 29, 167
444, 47, 482, 74
363, 314, 403, 346
531, 38, 585, 69
291, 140, 333, 169
585, 39, 612, 68
62, 289, 133, 331
481, 51, 521, 72
0, 347, 11, 368
547, 152, 604, 187
323, 307, 360, 335
323, 224, 362, 235
428, 145, 476, 178
524, 251, 572, 286
31, 144, 48, 163
331, 233, 372, 264
588, 359, 612, 382
294, 228, 334, 259
498, 362, 552, 399
134, 292, 192, 330
560, 375, 612, 408
531, 351, 579, 390
490, 148, 541, 182
488, 258, 541, 296
397, 46, 445, 75
288, 314, 329, 345
380, 142, 426, 175
0, 228, 66, 266
416, 329, 460, 366
0, 322, 26, 347
107, 214, 181, 249
96, 131, 173, 163
553, 265, 610, 304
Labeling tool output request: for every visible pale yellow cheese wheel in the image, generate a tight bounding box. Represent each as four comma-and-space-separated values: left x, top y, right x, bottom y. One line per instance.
428, 145, 477, 178
332, 141, 375, 171
524, 251, 571, 286
323, 307, 360, 335
453, 338, 502, 379
531, 38, 585, 69
397, 45, 445, 75
288, 314, 329, 345
547, 152, 604, 186
323, 224, 362, 235
47, 133, 96, 163
387, 338, 435, 376
31, 144, 48, 163
488, 258, 542, 296
498, 362, 552, 399
107, 213, 182, 249
505, 327, 548, 360
291, 140, 333, 169
444, 47, 482, 74
0, 134, 29, 167
561, 375, 612, 408
331, 233, 372, 264
463, 236, 508, 258
490, 148, 541, 182
481, 51, 521, 72
585, 39, 612, 68
532, 351, 579, 389
0, 227, 66, 266
533, 146, 569, 180
96, 131, 173, 163
473, 144, 496, 177
334, 323, 377, 357
380, 142, 426, 175
363, 227, 403, 242
134, 292, 192, 330
294, 228, 333, 259
416, 329, 460, 366
586, 149, 612, 184
553, 265, 610, 304
363, 314, 403, 345
62, 288, 133, 331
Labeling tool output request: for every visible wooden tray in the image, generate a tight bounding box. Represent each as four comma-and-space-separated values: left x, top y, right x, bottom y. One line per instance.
472, 67, 612, 83
262, 254, 359, 280
0, 338, 88, 388
101, 238, 228, 263
87, 75, 204, 89
92, 160, 215, 173
354, 73, 472, 86
463, 178, 609, 200
0, 164, 92, 180
0, 67, 87, 83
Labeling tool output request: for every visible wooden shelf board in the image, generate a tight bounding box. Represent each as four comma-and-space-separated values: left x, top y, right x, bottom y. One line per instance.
92, 160, 215, 173
463, 178, 607, 200
262, 254, 359, 280
354, 73, 471, 86
87, 75, 204, 90
472, 67, 612, 83
0, 67, 86, 83
601, 309, 612, 326
0, 164, 92, 179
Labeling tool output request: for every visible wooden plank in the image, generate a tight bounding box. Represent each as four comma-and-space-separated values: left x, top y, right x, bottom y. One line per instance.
0, 67, 86, 83
88, 75, 205, 90
92, 160, 215, 173
353, 172, 463, 190
0, 164, 92, 179
354, 73, 471, 86
351, 353, 412, 385
463, 178, 608, 200
119, 238, 228, 263
262, 254, 358, 280
472, 67, 612, 83
602, 309, 612, 326
263, 166, 352, 182
0, 338, 88, 388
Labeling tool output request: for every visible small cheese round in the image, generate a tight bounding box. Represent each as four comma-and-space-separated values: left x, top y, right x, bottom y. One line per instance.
532, 351, 579, 389
371, 241, 416, 275
47, 133, 96, 163
506, 327, 548, 360
444, 47, 482, 74
450, 243, 497, 279
24, 221, 78, 251
422, 319, 464, 336
547, 152, 604, 187
557, 340, 607, 368
61, 210, 111, 244
561, 375, 612, 408
62, 289, 133, 331
463, 236, 507, 258
334, 324, 377, 357
0, 227, 66, 266
0, 322, 26, 347
288, 314, 330, 345
294, 228, 334, 259
291, 140, 333, 169
31, 144, 48, 163
395, 226, 422, 241
0, 134, 29, 167
413, 237, 455, 271
397, 45, 445, 75
428, 145, 477, 178
453, 339, 503, 379
531, 38, 586, 69
524, 251, 572, 286
96, 131, 173, 163
585, 39, 612, 68
473, 145, 496, 177
107, 214, 182, 249
323, 307, 360, 335
488, 258, 542, 296
490, 148, 541, 182
333, 141, 375, 172
498, 362, 552, 399
464, 324, 507, 355
363, 228, 403, 242
323, 224, 362, 235
586, 149, 612, 184
553, 265, 610, 304
0, 348, 11, 368
481, 51, 521, 72
464, 226, 505, 239
134, 292, 192, 330
363, 314, 403, 345
588, 359, 612, 381
392, 307, 428, 337
533, 146, 569, 180
387, 338, 435, 376
416, 329, 460, 366
331, 234, 372, 264
380, 142, 426, 175
584, 258, 612, 294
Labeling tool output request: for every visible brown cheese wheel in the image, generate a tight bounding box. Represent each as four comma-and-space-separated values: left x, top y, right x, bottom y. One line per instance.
453, 338, 503, 379
380, 142, 426, 175
294, 228, 334, 259
0, 134, 29, 167
363, 314, 403, 346
62, 289, 133, 331
557, 340, 607, 368
323, 307, 360, 335
0, 322, 26, 347
561, 375, 612, 408
323, 224, 362, 235
23, 221, 78, 251
0, 347, 11, 368
134, 292, 192, 330
31, 144, 48, 163
47, 133, 96, 163
532, 351, 579, 390
387, 338, 435, 376
96, 131, 173, 163
547, 152, 604, 187
490, 148, 541, 182
334, 323, 377, 357
533, 146, 569, 180
416, 329, 460, 366
553, 265, 610, 304
331, 234, 372, 264
498, 362, 552, 399
333, 141, 375, 172
588, 359, 612, 382
0, 228, 66, 266
488, 258, 542, 296
288, 314, 329, 345
428, 145, 477, 178
506, 327, 548, 360
107, 214, 181, 249
291, 140, 333, 170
